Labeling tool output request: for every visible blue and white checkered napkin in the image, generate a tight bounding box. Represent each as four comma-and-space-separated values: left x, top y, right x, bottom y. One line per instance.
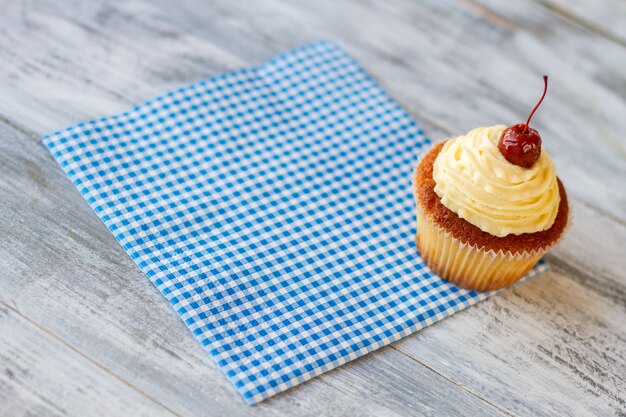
43, 41, 547, 404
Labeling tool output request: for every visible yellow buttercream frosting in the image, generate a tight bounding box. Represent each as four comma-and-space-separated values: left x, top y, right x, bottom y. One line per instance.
432, 125, 560, 237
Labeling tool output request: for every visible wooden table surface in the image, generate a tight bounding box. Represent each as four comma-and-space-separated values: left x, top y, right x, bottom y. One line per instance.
1, 0, 625, 416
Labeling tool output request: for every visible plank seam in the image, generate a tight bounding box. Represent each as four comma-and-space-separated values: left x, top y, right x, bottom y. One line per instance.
389, 345, 518, 417
0, 299, 183, 417
535, 0, 626, 48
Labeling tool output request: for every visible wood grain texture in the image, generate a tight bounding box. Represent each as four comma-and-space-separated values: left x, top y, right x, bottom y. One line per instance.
537, 0, 626, 46
0, 303, 176, 417
0, 0, 624, 416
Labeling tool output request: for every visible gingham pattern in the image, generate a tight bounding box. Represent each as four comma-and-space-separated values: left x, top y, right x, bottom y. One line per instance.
43, 41, 548, 404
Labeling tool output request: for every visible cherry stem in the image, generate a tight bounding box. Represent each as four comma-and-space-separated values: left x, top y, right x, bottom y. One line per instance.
524, 75, 548, 133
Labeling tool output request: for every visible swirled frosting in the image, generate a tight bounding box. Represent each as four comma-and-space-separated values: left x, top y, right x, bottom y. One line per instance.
432, 125, 560, 237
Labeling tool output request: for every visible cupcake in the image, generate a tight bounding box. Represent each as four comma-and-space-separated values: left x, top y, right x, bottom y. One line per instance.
414, 76, 569, 291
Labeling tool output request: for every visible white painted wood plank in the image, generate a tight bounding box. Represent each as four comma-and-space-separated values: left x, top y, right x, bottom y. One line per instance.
535, 0, 626, 45
394, 264, 626, 417
0, 303, 176, 417
0, 0, 624, 415
0, 123, 507, 417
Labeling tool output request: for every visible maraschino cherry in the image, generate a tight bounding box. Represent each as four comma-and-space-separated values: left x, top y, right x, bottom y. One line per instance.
498, 75, 548, 168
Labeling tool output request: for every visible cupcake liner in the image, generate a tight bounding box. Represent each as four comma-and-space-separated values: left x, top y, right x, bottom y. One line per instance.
415, 202, 542, 291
